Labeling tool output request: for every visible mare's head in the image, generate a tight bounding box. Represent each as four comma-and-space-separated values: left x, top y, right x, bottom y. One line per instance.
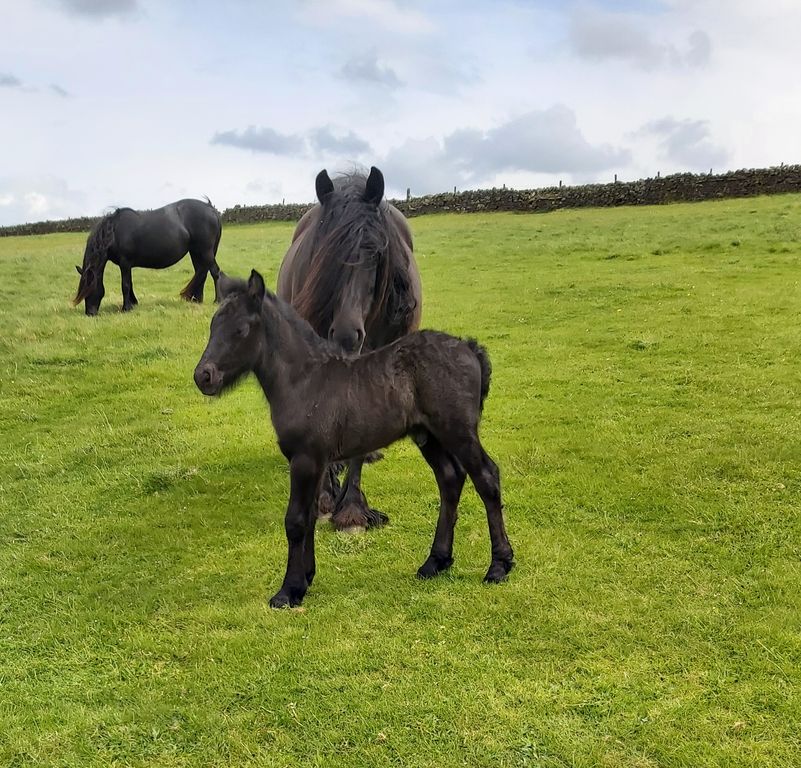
194, 271, 266, 396
295, 166, 393, 354
73, 213, 116, 315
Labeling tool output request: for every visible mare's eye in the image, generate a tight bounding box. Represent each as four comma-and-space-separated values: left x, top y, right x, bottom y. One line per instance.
236, 323, 250, 338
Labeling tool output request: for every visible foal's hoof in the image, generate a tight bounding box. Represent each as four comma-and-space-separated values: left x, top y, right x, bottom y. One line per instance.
416, 553, 454, 579
483, 558, 515, 584
269, 590, 305, 609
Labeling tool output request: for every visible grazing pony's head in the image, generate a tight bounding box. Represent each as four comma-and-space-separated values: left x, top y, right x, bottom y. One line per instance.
73, 211, 118, 316
293, 166, 415, 354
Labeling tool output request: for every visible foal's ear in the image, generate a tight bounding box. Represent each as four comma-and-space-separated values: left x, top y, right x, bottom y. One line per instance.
248, 269, 266, 310
217, 272, 236, 298
315, 169, 334, 203
364, 166, 384, 205
75, 264, 84, 276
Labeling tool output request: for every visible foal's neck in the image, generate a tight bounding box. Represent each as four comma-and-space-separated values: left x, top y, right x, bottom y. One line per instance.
253, 294, 329, 397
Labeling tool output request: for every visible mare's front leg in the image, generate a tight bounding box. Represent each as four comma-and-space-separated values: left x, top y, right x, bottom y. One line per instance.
269, 454, 323, 608
332, 456, 388, 532
120, 264, 138, 311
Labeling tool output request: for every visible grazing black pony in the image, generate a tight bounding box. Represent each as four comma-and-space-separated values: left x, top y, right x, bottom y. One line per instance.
194, 271, 514, 608
73, 198, 222, 315
277, 167, 422, 532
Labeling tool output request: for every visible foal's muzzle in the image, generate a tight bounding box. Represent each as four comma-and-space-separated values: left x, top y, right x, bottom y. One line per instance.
194, 361, 223, 395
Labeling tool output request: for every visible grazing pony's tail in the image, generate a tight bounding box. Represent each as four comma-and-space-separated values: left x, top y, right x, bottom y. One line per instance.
467, 339, 492, 413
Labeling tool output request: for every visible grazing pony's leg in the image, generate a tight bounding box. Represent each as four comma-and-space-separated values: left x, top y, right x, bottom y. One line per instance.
442, 432, 514, 583
269, 454, 323, 608
181, 250, 210, 303
415, 434, 467, 578
120, 264, 138, 311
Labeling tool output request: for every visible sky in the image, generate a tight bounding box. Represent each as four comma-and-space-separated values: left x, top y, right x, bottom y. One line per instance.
1, 0, 800, 225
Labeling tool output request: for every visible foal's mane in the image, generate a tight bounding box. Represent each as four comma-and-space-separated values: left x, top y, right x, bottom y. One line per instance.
292, 171, 416, 338
222, 279, 338, 357
72, 208, 134, 305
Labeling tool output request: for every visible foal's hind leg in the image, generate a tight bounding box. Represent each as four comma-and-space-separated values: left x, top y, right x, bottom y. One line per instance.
415, 434, 467, 579
442, 432, 514, 582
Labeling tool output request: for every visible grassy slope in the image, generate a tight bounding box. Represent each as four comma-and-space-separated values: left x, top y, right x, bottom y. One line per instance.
0, 196, 799, 767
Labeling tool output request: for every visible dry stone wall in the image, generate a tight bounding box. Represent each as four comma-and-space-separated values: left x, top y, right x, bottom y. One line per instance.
2, 165, 800, 237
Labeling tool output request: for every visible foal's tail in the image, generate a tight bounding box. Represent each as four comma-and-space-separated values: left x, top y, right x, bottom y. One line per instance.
467, 339, 492, 413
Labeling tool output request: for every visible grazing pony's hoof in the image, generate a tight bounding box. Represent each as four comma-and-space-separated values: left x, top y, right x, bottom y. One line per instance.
483, 557, 515, 583
416, 553, 454, 579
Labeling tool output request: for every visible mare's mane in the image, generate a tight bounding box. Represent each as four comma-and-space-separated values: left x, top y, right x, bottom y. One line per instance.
292, 171, 416, 338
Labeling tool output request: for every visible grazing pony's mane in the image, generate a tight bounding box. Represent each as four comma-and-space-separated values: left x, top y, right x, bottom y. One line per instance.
292, 171, 417, 340
72, 208, 134, 305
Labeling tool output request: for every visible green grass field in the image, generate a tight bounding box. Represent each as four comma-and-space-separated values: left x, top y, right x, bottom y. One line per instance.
1, 196, 799, 767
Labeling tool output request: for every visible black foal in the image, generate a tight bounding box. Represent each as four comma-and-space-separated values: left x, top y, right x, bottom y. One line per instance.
194, 270, 514, 607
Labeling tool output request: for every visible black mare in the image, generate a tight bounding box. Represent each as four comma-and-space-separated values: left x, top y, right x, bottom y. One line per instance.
277, 167, 422, 531
74, 198, 222, 315
194, 270, 514, 608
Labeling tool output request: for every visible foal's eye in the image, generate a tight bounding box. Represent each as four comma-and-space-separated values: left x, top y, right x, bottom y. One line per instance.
236, 323, 250, 338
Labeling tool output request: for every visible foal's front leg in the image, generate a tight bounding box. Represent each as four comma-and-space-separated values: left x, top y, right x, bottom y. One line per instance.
269, 455, 322, 608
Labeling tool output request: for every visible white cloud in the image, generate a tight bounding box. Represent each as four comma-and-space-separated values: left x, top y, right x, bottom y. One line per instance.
296, 0, 434, 35
568, 6, 711, 70
638, 117, 728, 170
52, 0, 139, 19
0, 176, 88, 225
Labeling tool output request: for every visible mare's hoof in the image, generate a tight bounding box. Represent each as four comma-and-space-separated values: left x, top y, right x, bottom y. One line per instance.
318, 489, 336, 521
331, 502, 368, 533
416, 554, 454, 579
365, 507, 389, 528
483, 558, 515, 584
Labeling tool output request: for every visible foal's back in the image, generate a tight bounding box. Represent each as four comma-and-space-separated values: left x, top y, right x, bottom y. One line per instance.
280, 331, 484, 461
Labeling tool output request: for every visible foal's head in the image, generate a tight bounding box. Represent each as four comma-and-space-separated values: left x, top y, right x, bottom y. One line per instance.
194, 271, 266, 396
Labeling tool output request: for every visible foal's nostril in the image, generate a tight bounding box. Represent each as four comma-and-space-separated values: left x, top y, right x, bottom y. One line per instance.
194, 362, 217, 392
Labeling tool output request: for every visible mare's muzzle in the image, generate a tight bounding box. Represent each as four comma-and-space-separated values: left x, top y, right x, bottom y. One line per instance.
194, 361, 223, 396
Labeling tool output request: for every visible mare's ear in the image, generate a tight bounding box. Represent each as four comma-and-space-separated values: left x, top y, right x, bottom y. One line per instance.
315, 169, 334, 203
364, 166, 384, 205
75, 265, 84, 276
248, 270, 266, 310
217, 272, 236, 298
